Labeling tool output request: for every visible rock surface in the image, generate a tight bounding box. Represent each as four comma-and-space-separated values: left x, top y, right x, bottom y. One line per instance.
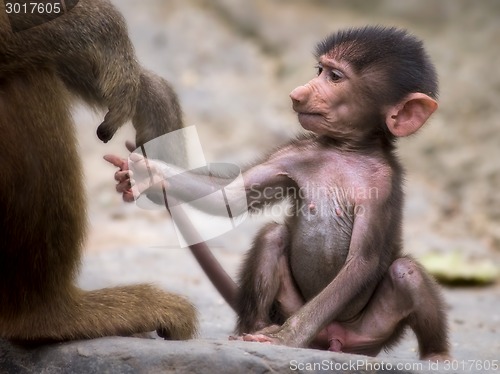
1, 248, 499, 373
0, 338, 445, 374
0, 339, 456, 374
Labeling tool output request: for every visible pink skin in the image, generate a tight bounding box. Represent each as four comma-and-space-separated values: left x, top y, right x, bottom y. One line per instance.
104, 141, 167, 203
104, 156, 134, 202
290, 56, 437, 142
290, 56, 371, 141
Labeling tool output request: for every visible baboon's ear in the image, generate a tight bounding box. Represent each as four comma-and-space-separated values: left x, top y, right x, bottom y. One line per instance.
385, 93, 438, 137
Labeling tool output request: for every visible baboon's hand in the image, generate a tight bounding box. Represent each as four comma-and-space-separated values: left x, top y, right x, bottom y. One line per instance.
104, 152, 167, 203
97, 122, 116, 143
127, 153, 167, 197
241, 323, 307, 348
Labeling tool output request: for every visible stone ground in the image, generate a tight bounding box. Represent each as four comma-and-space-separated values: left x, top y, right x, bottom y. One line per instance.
1, 0, 499, 373
1, 247, 499, 373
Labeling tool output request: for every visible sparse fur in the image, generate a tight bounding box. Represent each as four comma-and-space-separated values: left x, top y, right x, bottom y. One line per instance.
315, 26, 438, 103
234, 27, 449, 359
186, 26, 448, 360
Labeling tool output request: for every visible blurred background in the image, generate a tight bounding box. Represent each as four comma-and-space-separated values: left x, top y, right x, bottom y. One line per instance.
77, 0, 499, 284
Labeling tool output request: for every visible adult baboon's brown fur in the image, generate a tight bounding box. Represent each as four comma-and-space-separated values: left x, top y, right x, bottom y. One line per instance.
0, 0, 196, 342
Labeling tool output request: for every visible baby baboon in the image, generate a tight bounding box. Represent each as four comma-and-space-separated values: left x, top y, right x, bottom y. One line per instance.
109, 26, 449, 361
0, 0, 196, 342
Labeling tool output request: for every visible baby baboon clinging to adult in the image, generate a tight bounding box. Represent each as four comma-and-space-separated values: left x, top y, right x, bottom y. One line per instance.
0, 0, 196, 342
